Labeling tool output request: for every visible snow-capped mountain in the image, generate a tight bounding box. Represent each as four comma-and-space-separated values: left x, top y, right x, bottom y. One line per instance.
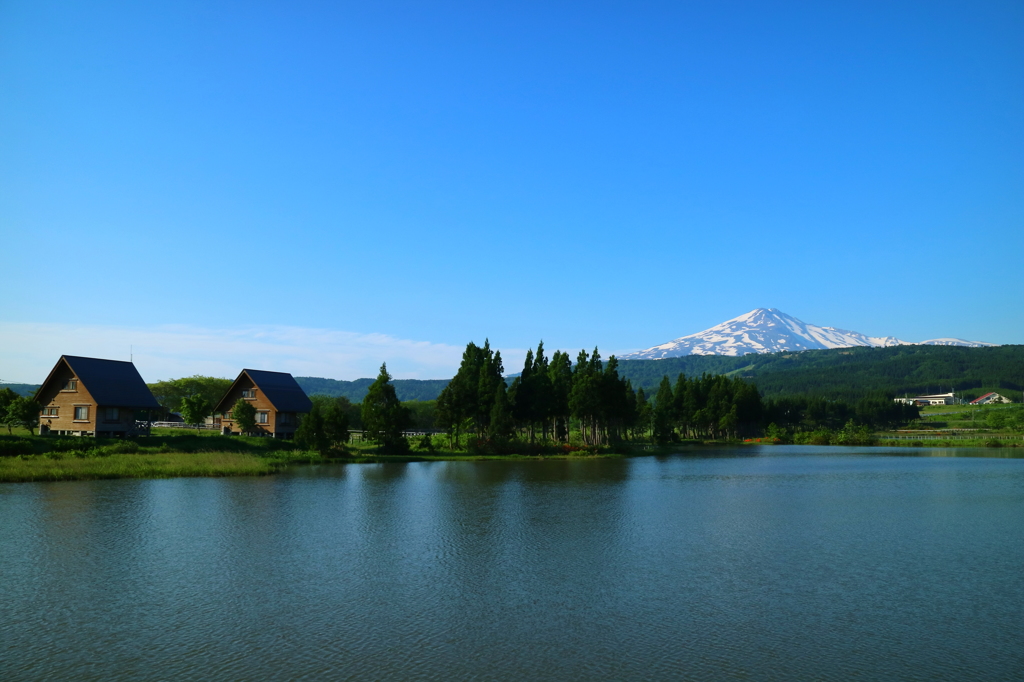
620, 309, 996, 359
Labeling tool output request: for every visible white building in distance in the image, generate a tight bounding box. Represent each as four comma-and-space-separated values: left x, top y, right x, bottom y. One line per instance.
969, 392, 1012, 405
894, 392, 956, 406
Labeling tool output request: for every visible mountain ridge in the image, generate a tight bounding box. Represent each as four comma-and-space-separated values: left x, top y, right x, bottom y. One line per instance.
621, 308, 995, 359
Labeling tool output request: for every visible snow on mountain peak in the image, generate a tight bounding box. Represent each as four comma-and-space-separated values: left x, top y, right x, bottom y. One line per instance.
620, 310, 996, 359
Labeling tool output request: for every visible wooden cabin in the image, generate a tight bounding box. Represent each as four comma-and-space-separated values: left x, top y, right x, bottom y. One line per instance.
213, 369, 312, 438
35, 355, 161, 437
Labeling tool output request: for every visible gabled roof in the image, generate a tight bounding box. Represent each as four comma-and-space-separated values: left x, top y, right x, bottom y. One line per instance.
40, 356, 161, 408
215, 369, 313, 413
970, 392, 997, 404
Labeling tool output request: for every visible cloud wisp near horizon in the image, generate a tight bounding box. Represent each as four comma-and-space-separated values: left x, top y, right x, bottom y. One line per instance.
0, 322, 509, 384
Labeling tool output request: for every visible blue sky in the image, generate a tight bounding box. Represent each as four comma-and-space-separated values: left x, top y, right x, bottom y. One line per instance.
2, 0, 1022, 383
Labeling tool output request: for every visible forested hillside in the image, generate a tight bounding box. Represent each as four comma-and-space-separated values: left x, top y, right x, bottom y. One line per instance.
296, 376, 450, 402
615, 345, 1024, 402
0, 384, 39, 398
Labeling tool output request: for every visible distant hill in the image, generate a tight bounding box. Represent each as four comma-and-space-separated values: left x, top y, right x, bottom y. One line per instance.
295, 376, 449, 403
302, 345, 1023, 404
615, 344, 1024, 402
0, 383, 39, 397
0, 378, 449, 404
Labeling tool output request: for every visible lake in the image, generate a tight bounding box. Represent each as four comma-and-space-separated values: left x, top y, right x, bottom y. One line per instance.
2, 445, 1023, 680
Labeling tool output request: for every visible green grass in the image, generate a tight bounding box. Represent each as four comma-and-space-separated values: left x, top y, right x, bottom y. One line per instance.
1, 426, 35, 437
150, 426, 224, 437
0, 451, 283, 483
920, 403, 1017, 416
0, 431, 320, 483
4, 426, 1021, 485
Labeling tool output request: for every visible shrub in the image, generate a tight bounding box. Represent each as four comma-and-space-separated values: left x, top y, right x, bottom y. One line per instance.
765, 423, 791, 444
104, 441, 140, 455
0, 440, 34, 457
50, 438, 86, 453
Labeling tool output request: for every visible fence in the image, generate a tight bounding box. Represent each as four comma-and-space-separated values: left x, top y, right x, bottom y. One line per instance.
149, 421, 220, 430
882, 433, 1023, 441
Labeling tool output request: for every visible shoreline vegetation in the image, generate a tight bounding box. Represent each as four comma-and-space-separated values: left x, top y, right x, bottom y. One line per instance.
1, 430, 1021, 484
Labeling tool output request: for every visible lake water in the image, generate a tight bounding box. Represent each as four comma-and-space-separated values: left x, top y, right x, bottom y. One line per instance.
2, 446, 1023, 681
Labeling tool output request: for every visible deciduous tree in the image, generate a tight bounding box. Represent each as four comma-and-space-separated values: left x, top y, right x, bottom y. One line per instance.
5, 397, 39, 436
298, 395, 352, 454
0, 387, 20, 434
180, 394, 212, 431
148, 376, 232, 414
232, 398, 257, 434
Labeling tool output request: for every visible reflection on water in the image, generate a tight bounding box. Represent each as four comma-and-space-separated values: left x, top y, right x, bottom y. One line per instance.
2, 448, 1023, 681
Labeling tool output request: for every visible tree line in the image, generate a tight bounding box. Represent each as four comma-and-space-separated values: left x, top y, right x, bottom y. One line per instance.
433, 341, 769, 449
6, 345, 931, 451
762, 393, 921, 432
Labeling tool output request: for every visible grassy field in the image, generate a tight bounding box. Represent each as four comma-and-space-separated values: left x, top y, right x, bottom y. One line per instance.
0, 451, 283, 483
877, 401, 1023, 450
920, 403, 1017, 416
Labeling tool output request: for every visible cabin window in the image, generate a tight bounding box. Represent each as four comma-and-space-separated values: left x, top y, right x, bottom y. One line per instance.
42, 407, 58, 416
257, 411, 269, 424
279, 412, 294, 425
105, 407, 120, 421
63, 380, 78, 391
74, 406, 89, 420
242, 389, 256, 399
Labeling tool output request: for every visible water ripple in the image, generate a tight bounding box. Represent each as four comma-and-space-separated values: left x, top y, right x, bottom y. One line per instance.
2, 452, 1023, 680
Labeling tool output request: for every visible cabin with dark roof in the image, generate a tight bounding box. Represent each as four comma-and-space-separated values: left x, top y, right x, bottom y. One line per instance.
213, 369, 313, 438
35, 356, 161, 437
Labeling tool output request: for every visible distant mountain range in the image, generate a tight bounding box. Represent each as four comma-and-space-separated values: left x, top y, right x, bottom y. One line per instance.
620, 308, 997, 359
294, 376, 449, 402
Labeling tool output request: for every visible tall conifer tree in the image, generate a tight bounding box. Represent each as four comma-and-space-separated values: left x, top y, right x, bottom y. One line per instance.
361, 363, 410, 453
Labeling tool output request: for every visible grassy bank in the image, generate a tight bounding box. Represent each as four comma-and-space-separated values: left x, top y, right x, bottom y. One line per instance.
876, 436, 1023, 448
341, 441, 637, 463
0, 433, 679, 482
0, 451, 284, 483
0, 432, 322, 483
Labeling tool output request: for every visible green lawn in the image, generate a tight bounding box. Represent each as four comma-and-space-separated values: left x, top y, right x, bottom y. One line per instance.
1, 426, 36, 437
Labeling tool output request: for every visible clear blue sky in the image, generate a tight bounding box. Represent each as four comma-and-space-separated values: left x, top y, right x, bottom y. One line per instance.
2, 0, 1022, 382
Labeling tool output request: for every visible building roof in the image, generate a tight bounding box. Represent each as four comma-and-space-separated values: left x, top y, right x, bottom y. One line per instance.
970, 392, 998, 404
42, 356, 161, 409
215, 369, 313, 413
